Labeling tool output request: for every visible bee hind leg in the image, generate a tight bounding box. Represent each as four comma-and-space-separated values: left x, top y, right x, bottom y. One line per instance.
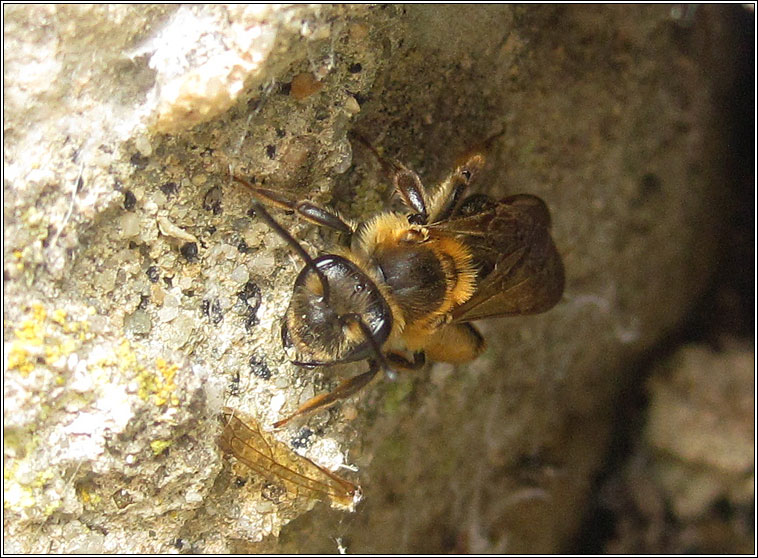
272, 360, 381, 429
423, 323, 486, 364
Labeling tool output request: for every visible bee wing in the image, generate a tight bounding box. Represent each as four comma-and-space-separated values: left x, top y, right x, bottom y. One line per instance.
430, 194, 564, 323
219, 408, 360, 509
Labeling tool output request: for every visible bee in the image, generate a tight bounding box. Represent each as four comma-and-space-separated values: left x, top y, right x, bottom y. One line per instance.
233, 133, 564, 428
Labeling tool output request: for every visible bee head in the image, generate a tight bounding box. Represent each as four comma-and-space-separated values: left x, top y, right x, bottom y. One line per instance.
246, 199, 394, 370
282, 255, 392, 365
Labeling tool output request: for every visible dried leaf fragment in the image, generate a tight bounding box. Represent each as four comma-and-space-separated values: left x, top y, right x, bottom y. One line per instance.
218, 408, 361, 510
290, 72, 324, 100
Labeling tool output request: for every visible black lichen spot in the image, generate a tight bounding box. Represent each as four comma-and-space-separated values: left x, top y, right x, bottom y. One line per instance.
138, 294, 150, 310
130, 152, 149, 169
163, 275, 173, 288
146, 266, 160, 283
201, 298, 223, 325
180, 242, 198, 262
246, 206, 257, 218
249, 355, 271, 380
278, 81, 292, 95
237, 240, 250, 254
265, 144, 276, 159
229, 370, 240, 397
203, 186, 223, 214
237, 280, 261, 310
348, 62, 363, 74
290, 427, 313, 449
172, 539, 190, 552
235, 476, 247, 488
160, 181, 178, 198
123, 190, 137, 211
238, 280, 261, 330
128, 241, 139, 250
275, 127, 286, 138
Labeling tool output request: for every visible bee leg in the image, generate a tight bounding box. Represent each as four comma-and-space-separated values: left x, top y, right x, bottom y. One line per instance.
392, 165, 429, 224
385, 351, 426, 371
423, 323, 486, 364
427, 152, 487, 222
272, 360, 381, 429
349, 132, 430, 223
233, 176, 354, 235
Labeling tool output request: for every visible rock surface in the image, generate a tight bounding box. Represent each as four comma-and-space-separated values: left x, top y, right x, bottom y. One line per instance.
3, 4, 751, 553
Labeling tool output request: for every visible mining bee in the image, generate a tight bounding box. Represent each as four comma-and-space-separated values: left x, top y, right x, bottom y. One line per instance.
233, 133, 564, 428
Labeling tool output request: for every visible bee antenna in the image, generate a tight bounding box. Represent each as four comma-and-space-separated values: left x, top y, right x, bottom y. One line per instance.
241, 193, 331, 300
341, 313, 397, 381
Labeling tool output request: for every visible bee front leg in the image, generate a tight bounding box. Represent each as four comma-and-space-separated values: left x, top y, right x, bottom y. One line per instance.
272, 360, 381, 429
233, 176, 355, 235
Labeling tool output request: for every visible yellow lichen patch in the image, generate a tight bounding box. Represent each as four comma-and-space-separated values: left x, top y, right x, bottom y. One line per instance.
76, 480, 102, 508
2, 465, 57, 515
115, 339, 138, 371
44, 337, 78, 366
32, 469, 55, 487
150, 439, 172, 455
12, 249, 24, 271
6, 343, 35, 375
3, 479, 36, 513
44, 501, 62, 516
14, 303, 47, 345
137, 358, 180, 407
6, 303, 93, 376
51, 308, 67, 326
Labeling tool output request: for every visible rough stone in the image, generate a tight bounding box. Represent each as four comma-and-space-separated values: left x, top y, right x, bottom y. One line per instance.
3, 4, 751, 554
